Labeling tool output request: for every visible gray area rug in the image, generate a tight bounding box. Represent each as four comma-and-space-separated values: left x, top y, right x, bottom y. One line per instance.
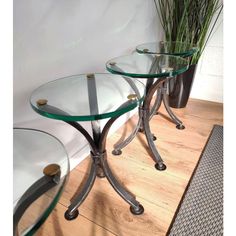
167, 125, 223, 236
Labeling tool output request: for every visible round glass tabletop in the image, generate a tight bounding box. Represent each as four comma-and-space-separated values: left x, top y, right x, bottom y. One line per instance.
30, 73, 145, 122
106, 52, 189, 79
13, 128, 69, 236
136, 41, 198, 58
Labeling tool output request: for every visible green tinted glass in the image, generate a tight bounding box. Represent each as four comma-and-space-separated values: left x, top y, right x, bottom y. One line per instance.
106, 52, 189, 78
13, 128, 69, 236
136, 41, 198, 57
30, 73, 145, 122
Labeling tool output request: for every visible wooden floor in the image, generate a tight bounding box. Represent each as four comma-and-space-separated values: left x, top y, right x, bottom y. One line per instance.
34, 98, 223, 236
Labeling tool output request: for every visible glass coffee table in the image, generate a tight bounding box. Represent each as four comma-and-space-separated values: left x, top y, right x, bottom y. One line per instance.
13, 128, 69, 236
136, 41, 198, 129
30, 73, 146, 219
106, 52, 189, 170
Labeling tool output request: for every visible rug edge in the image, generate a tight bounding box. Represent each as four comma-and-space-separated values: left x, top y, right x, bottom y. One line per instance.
166, 124, 223, 235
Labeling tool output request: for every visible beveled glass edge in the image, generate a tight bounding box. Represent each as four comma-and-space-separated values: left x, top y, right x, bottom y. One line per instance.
106, 61, 189, 79
136, 41, 199, 57
13, 128, 70, 236
29, 73, 145, 122
30, 98, 143, 122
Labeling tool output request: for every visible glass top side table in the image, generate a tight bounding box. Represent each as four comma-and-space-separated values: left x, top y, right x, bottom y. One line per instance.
13, 128, 69, 236
106, 53, 188, 78
106, 52, 189, 170
30, 73, 144, 122
136, 41, 198, 58
136, 41, 198, 130
30, 73, 146, 220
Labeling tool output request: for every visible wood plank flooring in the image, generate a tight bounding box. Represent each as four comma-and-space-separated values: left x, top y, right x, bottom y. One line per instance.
34, 98, 223, 236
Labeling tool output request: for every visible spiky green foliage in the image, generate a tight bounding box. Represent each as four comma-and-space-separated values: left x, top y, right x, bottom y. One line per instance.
154, 0, 223, 64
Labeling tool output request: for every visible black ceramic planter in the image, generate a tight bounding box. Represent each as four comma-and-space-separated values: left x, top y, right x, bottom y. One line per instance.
168, 64, 197, 108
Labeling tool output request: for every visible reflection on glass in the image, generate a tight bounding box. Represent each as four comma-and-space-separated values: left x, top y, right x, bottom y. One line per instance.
14, 128, 69, 236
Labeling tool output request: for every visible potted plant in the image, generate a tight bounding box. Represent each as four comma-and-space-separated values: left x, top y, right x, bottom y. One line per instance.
154, 0, 223, 108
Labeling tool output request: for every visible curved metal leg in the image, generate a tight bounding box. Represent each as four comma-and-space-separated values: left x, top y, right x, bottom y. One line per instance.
100, 153, 144, 215
162, 80, 185, 130
42, 100, 144, 217
64, 158, 97, 220
142, 78, 167, 171
112, 107, 143, 156
98, 106, 144, 215
149, 86, 163, 120
142, 109, 166, 171
110, 57, 159, 155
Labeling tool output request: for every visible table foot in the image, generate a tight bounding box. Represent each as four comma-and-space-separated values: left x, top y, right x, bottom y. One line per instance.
176, 124, 185, 130
155, 163, 167, 171
152, 134, 157, 141
101, 156, 144, 212
162, 82, 184, 129
64, 209, 79, 221
130, 204, 144, 215
143, 112, 166, 169
139, 127, 156, 141
65, 160, 97, 220
112, 149, 122, 156
112, 107, 143, 156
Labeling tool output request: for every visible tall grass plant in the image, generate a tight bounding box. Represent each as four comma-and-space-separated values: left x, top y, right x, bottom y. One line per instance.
154, 0, 223, 64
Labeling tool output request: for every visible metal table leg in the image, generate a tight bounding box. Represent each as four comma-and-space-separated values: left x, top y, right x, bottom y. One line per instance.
149, 85, 163, 120
63, 107, 144, 220
64, 158, 97, 220
149, 78, 185, 129
141, 78, 167, 170
111, 74, 158, 154
111, 76, 168, 170
162, 79, 185, 129
110, 56, 159, 155
100, 152, 144, 214
112, 106, 143, 155
37, 102, 145, 220
112, 77, 185, 164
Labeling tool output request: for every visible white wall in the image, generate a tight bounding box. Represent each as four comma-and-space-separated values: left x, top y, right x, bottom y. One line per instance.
14, 1, 223, 170
14, 0, 163, 169
190, 8, 223, 103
